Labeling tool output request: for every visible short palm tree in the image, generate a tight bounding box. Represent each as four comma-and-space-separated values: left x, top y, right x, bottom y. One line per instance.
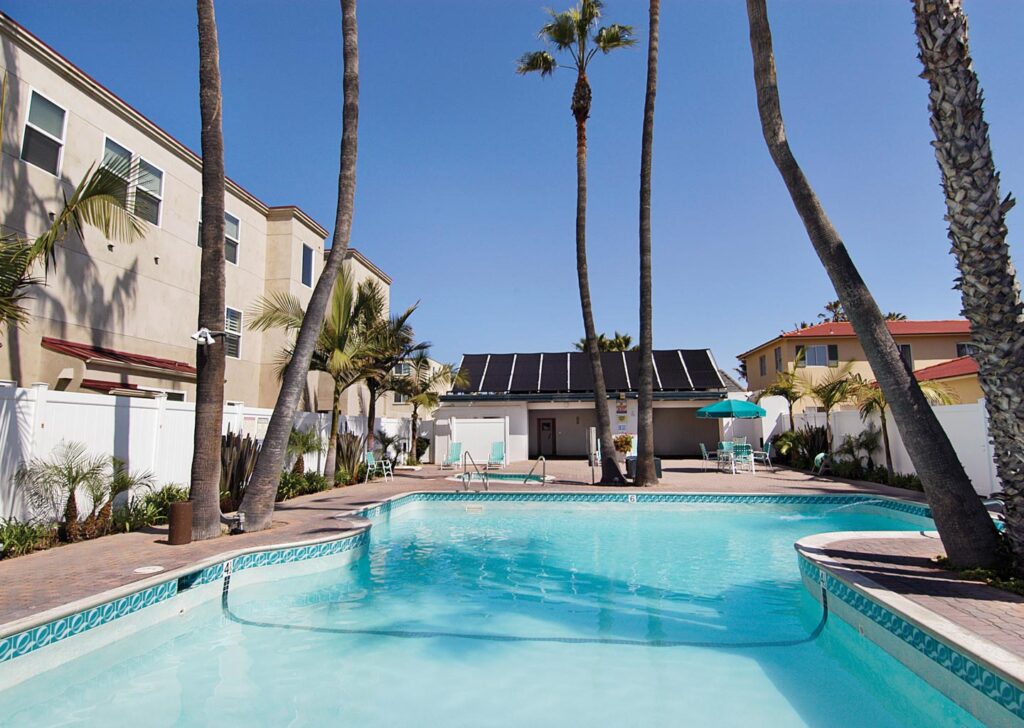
16, 441, 108, 542
394, 353, 467, 465
249, 265, 379, 483
802, 363, 856, 453
854, 376, 957, 478
912, 0, 1024, 572
519, 0, 635, 485
753, 350, 806, 432
287, 427, 325, 475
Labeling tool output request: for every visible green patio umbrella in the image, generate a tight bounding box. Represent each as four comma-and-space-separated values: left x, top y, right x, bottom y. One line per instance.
696, 399, 766, 419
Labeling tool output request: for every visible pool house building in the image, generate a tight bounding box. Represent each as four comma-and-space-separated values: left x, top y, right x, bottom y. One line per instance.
434, 349, 745, 463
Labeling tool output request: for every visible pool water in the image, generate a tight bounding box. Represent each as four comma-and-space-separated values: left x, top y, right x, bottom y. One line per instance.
0, 500, 982, 726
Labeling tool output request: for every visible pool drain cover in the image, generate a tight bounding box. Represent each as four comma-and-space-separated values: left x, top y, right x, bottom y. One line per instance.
133, 565, 165, 574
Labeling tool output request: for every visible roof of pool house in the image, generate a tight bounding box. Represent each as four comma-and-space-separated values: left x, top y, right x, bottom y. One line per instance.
443, 349, 738, 402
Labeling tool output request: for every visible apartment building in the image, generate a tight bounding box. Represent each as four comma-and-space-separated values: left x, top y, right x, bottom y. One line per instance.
739, 320, 979, 412
0, 14, 401, 417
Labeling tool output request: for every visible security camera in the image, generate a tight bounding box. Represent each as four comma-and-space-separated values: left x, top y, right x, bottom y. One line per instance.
191, 328, 217, 346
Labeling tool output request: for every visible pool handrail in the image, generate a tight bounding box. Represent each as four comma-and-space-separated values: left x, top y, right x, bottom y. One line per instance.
461, 451, 489, 491
523, 456, 546, 485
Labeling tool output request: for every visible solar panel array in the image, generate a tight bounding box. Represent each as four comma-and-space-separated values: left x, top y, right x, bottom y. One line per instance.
451, 350, 724, 394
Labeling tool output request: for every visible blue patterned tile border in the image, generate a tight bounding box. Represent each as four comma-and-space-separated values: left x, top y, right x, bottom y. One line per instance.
230, 530, 369, 572
355, 491, 932, 520
799, 555, 1024, 721
0, 581, 177, 665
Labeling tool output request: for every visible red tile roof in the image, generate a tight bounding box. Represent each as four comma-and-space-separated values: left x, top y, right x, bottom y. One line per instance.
80, 379, 141, 393
42, 337, 196, 376
913, 355, 978, 382
782, 320, 971, 339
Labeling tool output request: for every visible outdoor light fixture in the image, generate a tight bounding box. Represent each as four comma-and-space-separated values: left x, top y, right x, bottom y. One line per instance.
190, 328, 226, 346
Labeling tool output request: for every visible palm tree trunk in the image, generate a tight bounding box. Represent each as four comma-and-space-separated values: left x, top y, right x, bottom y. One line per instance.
572, 71, 624, 486
745, 0, 999, 568
635, 0, 660, 487
240, 0, 359, 531
365, 380, 378, 452
324, 378, 342, 483
787, 400, 795, 432
409, 404, 419, 465
912, 0, 1024, 571
190, 0, 226, 541
880, 406, 894, 477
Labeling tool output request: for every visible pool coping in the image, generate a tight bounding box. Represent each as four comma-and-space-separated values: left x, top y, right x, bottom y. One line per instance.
796, 530, 1024, 721
0, 491, 931, 667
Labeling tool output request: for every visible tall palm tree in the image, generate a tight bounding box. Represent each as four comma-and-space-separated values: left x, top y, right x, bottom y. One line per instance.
744, 0, 999, 568
394, 353, 465, 465
190, 0, 228, 540
249, 266, 379, 483
635, 0, 660, 486
854, 376, 957, 478
518, 0, 635, 485
911, 0, 1024, 571
240, 0, 360, 532
802, 363, 856, 453
753, 349, 805, 432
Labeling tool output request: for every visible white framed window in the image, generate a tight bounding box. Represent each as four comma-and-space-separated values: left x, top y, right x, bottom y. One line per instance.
774, 346, 783, 372
197, 210, 240, 264
301, 244, 314, 287
102, 137, 132, 205
140, 387, 186, 402
758, 355, 767, 377
225, 307, 243, 359
22, 90, 66, 175
133, 159, 163, 225
393, 362, 411, 376
393, 393, 409, 404
956, 342, 976, 358
797, 344, 838, 367
898, 344, 913, 369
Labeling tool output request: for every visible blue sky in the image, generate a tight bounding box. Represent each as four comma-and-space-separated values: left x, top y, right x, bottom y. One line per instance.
7, 1, 1022, 377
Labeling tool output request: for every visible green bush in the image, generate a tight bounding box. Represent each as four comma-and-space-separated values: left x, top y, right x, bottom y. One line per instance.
277, 472, 306, 501
0, 519, 57, 558
142, 484, 189, 523
303, 472, 329, 493
109, 483, 188, 533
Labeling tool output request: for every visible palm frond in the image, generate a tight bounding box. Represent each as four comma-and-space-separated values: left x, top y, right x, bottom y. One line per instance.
0, 236, 40, 328
516, 50, 557, 76
540, 10, 579, 50
594, 23, 636, 53
248, 291, 307, 332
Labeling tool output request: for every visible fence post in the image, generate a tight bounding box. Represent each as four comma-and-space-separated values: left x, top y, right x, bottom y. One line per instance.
150, 393, 167, 479
26, 383, 49, 460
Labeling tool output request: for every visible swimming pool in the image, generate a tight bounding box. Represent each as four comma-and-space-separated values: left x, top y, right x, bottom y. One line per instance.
0, 495, 992, 725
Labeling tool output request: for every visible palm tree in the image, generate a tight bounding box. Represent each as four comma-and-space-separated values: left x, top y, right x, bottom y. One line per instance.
635, 0, 660, 487
854, 376, 957, 478
190, 0, 228, 541
286, 427, 324, 476
572, 331, 636, 352
249, 266, 380, 484
394, 353, 466, 465
240, 0, 360, 532
911, 0, 1024, 571
753, 350, 805, 432
884, 312, 907, 321
744, 0, 999, 568
818, 299, 847, 323
17, 441, 108, 543
518, 0, 635, 485
801, 363, 856, 452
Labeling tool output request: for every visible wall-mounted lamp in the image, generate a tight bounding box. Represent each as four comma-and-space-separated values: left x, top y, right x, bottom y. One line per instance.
191, 328, 227, 346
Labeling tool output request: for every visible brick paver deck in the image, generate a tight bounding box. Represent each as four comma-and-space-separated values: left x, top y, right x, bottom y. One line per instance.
3, 458, 1014, 669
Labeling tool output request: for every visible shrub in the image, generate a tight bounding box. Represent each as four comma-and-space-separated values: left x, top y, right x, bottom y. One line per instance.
277, 472, 306, 502
303, 472, 329, 493
613, 434, 633, 455
111, 499, 161, 533
142, 484, 189, 523
0, 519, 57, 558
337, 432, 366, 485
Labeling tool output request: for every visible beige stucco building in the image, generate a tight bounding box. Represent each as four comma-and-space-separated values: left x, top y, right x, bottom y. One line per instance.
739, 320, 978, 412
0, 14, 403, 418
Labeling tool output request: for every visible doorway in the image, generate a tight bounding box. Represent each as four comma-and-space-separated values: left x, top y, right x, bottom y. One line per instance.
537, 418, 556, 457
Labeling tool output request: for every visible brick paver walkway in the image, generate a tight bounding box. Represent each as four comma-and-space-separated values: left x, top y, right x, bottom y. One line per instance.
4, 458, 1014, 668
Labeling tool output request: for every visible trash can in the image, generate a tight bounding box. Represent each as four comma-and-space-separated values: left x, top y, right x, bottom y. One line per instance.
625, 457, 662, 480
168, 501, 193, 546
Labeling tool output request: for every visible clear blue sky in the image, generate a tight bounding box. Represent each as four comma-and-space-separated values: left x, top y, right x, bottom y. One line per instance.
7, 1, 1022, 377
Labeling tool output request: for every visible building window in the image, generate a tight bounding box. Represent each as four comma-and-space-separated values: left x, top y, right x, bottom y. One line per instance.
133, 159, 163, 225
899, 344, 913, 369
101, 138, 132, 204
225, 307, 242, 358
797, 344, 838, 367
758, 355, 767, 377
393, 362, 411, 376
22, 91, 66, 175
956, 342, 976, 358
301, 244, 313, 287
224, 213, 240, 264
140, 387, 186, 401
198, 211, 241, 263
774, 346, 782, 372
393, 393, 408, 404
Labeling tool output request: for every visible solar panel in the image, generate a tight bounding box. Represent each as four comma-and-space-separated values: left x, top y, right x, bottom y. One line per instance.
653, 350, 688, 390
454, 354, 489, 393
601, 352, 629, 391
539, 352, 569, 392
509, 353, 541, 392
681, 349, 723, 390
568, 352, 593, 392
480, 353, 514, 393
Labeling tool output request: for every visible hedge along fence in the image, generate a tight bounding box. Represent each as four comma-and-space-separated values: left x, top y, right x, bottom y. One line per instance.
0, 384, 417, 520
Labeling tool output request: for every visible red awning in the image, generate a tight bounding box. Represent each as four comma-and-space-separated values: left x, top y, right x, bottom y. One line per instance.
42, 337, 196, 376
80, 378, 142, 393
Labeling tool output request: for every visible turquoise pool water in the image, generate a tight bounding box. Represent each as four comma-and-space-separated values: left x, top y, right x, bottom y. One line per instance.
0, 499, 983, 726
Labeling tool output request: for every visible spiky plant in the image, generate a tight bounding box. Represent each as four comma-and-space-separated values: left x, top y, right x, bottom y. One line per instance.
16, 442, 108, 542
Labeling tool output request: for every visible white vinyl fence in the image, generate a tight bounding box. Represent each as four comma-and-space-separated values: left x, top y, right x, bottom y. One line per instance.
0, 384, 418, 520
794, 399, 1000, 496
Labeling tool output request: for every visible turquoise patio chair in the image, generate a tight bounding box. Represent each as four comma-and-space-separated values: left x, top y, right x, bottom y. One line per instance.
699, 443, 719, 471
733, 444, 754, 473
487, 441, 505, 469
753, 439, 774, 472
441, 441, 463, 470
364, 450, 393, 482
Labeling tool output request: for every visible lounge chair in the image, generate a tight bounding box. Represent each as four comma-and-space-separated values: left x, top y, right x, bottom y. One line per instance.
440, 441, 463, 470
753, 439, 774, 472
733, 444, 754, 473
813, 453, 831, 475
487, 441, 505, 469
364, 451, 393, 482
699, 443, 718, 471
